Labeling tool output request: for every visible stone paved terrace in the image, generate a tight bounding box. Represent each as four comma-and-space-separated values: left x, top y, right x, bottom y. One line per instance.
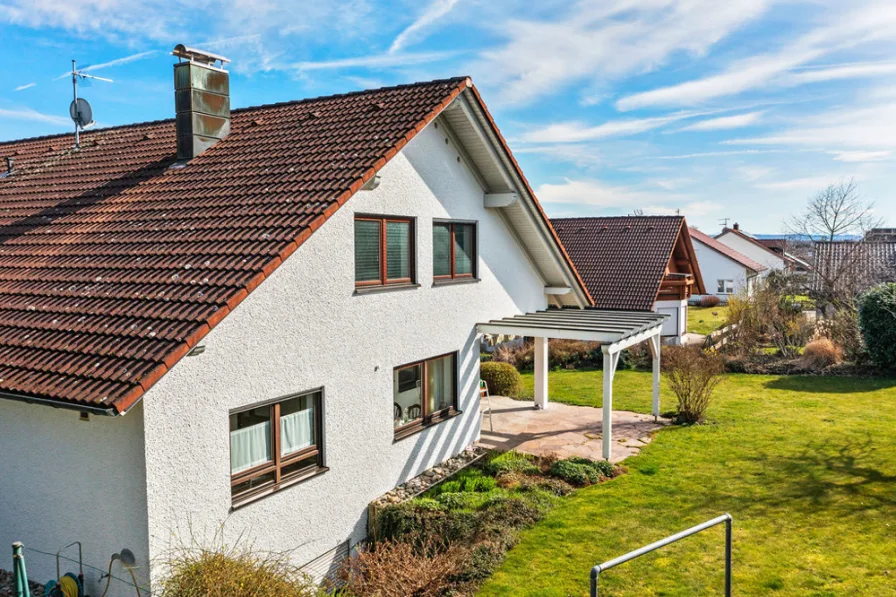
478, 395, 670, 463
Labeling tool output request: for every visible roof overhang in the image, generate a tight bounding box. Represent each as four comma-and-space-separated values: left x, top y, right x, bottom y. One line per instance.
439, 90, 591, 308
477, 309, 667, 352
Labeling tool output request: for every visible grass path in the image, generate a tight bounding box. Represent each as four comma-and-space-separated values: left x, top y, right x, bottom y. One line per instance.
480, 371, 896, 596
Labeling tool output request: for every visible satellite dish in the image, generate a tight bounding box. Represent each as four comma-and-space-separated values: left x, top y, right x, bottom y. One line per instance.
69, 97, 94, 128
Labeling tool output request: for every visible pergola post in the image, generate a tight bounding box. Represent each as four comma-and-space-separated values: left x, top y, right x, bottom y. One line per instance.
534, 336, 549, 409
602, 347, 620, 461
649, 333, 661, 420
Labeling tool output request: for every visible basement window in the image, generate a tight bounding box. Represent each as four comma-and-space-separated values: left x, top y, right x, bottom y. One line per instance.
230, 389, 325, 505
393, 352, 459, 440
433, 221, 477, 280
355, 216, 415, 287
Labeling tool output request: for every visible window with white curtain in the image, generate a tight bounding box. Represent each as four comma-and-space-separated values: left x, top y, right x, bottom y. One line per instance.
229, 390, 324, 503
393, 352, 458, 437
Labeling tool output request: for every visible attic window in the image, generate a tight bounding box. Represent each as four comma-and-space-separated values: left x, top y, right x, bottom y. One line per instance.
354, 215, 415, 288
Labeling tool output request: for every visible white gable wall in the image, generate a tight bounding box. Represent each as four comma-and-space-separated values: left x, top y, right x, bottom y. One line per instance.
692, 238, 756, 301
716, 231, 783, 275
0, 401, 150, 596
139, 120, 548, 589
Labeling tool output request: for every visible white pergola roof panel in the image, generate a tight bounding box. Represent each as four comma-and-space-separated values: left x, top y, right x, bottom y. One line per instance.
477, 309, 668, 348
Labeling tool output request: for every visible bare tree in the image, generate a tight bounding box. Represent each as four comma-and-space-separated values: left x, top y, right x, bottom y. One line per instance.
786, 179, 883, 242
788, 180, 885, 310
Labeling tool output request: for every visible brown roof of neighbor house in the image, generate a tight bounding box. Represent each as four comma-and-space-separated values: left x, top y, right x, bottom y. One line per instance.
689, 227, 767, 273
812, 240, 896, 292
552, 216, 704, 311
717, 226, 786, 261
0, 76, 587, 414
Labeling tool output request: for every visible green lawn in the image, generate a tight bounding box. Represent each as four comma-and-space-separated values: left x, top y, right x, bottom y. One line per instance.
481, 370, 896, 596
687, 305, 730, 335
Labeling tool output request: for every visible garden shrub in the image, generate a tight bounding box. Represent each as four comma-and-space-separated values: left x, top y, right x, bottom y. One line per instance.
480, 361, 523, 397
484, 450, 538, 475
698, 295, 722, 307
373, 501, 478, 547
491, 339, 604, 370
450, 541, 506, 587
549, 457, 615, 486
526, 476, 575, 496
858, 283, 896, 369
437, 479, 462, 494
816, 307, 864, 362
338, 540, 466, 597
662, 345, 725, 423
435, 491, 494, 511
801, 338, 842, 370
158, 540, 322, 597
465, 475, 498, 493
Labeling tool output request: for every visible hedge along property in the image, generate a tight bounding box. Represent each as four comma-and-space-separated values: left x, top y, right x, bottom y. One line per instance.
0, 46, 676, 595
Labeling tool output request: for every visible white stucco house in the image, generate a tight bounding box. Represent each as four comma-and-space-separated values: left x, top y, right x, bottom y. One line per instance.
0, 48, 627, 595
715, 224, 787, 276
689, 227, 766, 302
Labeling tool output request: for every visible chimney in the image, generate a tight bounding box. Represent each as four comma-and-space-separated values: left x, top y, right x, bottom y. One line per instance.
733, 222, 740, 231
172, 44, 231, 160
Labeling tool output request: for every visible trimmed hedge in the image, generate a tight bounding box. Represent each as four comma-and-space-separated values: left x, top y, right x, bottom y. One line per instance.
859, 283, 896, 369
480, 361, 523, 397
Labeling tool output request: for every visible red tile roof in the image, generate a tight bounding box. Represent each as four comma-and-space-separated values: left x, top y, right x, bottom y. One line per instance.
552, 216, 702, 311
0, 77, 488, 413
689, 227, 767, 272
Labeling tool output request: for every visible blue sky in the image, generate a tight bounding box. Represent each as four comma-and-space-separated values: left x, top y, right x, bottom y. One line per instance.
2, 0, 896, 233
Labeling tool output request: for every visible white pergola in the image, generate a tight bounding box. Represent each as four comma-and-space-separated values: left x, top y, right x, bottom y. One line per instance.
477, 309, 668, 460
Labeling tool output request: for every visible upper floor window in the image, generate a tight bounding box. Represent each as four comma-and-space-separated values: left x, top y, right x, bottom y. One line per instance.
393, 352, 458, 438
433, 222, 476, 280
230, 390, 324, 505
355, 216, 415, 287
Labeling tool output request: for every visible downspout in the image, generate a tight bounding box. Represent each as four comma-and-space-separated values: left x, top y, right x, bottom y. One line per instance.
0, 391, 120, 416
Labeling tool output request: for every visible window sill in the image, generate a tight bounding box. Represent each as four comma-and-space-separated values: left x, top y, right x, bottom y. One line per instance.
432, 277, 480, 287
354, 283, 420, 296
231, 466, 329, 511
393, 409, 462, 442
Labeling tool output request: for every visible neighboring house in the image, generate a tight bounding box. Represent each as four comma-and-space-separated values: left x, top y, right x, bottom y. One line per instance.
552, 216, 705, 344
715, 223, 788, 275
0, 48, 592, 595
812, 240, 896, 296
689, 227, 766, 302
755, 236, 813, 274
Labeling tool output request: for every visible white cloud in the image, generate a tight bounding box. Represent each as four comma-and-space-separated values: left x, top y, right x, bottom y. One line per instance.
519, 109, 722, 143
725, 102, 896, 150
643, 201, 722, 217
787, 60, 896, 85
653, 149, 786, 160
295, 50, 458, 71
676, 111, 764, 132
13, 83, 36, 91
616, 3, 896, 110
828, 150, 892, 162
535, 177, 688, 210
390, 0, 460, 53
472, 0, 770, 106
755, 176, 835, 191
83, 50, 158, 73
0, 107, 70, 127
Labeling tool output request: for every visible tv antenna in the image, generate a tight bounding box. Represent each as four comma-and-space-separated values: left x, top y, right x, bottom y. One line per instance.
69, 59, 112, 149
719, 217, 730, 227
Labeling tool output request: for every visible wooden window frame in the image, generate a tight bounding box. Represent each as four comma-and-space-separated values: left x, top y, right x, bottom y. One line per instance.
393, 351, 460, 440
230, 389, 326, 506
433, 221, 477, 280
355, 215, 416, 288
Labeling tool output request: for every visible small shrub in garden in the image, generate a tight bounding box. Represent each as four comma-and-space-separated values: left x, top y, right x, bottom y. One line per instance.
484, 450, 538, 475
662, 345, 725, 424
859, 283, 896, 369
436, 491, 494, 510
698, 295, 722, 307
479, 361, 523, 397
526, 476, 575, 496
465, 475, 498, 493
158, 539, 322, 597
549, 457, 616, 486
801, 338, 843, 370
438, 479, 462, 494
338, 540, 465, 597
